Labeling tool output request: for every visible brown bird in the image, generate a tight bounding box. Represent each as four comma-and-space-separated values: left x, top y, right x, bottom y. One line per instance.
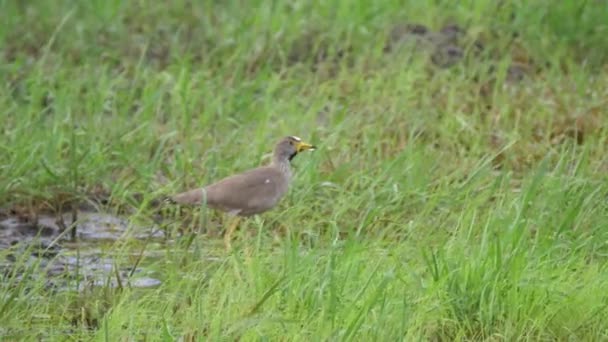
170, 135, 316, 249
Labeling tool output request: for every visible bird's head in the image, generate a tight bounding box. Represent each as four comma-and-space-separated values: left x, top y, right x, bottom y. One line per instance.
274, 135, 316, 162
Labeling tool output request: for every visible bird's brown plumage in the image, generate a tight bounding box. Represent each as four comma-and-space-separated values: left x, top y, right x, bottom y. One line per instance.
171, 166, 289, 216
170, 136, 315, 217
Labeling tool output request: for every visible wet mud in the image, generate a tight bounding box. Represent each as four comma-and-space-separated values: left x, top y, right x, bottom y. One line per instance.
0, 211, 166, 290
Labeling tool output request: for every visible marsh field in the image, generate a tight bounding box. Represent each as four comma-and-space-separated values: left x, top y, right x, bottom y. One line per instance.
1, 1, 608, 340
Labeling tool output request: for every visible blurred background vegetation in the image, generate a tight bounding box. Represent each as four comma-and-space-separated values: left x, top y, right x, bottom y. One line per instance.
1, 0, 607, 340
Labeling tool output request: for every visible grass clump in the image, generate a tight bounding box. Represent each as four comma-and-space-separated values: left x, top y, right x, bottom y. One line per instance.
1, 0, 608, 340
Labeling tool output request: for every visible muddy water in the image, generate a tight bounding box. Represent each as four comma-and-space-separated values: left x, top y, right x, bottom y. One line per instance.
0, 211, 167, 290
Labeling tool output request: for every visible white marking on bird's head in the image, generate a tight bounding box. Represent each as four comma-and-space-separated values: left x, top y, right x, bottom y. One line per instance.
289, 136, 301, 142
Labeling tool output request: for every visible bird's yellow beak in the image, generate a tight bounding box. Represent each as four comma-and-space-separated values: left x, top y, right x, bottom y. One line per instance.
296, 141, 316, 153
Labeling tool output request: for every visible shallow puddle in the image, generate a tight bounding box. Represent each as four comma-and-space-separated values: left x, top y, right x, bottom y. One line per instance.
0, 211, 168, 290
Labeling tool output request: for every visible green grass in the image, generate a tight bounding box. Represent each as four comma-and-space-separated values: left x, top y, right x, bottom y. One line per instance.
1, 0, 608, 340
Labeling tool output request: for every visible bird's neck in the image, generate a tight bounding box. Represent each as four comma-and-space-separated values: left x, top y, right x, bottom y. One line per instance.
271, 158, 292, 178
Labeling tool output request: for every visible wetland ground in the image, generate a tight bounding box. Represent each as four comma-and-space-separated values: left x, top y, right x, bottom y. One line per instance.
1, 1, 608, 340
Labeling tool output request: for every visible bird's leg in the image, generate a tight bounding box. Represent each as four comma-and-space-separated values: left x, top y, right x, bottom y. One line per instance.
223, 216, 241, 251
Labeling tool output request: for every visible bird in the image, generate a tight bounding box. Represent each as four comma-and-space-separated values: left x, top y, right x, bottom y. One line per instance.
169, 135, 316, 249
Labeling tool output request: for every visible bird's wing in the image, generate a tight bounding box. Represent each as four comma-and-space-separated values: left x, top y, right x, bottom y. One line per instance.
171, 167, 288, 215
204, 167, 288, 214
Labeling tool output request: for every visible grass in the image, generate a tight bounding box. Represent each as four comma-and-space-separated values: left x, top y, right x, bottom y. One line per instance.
1, 0, 608, 340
